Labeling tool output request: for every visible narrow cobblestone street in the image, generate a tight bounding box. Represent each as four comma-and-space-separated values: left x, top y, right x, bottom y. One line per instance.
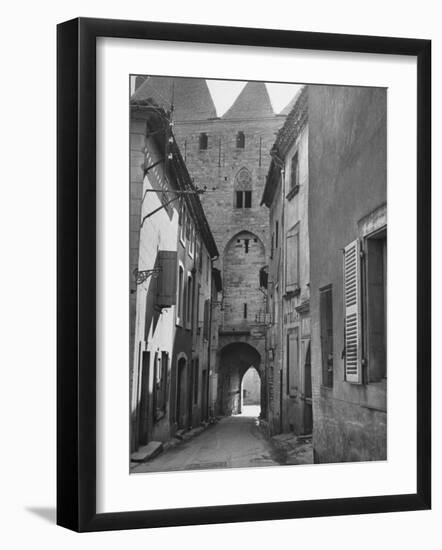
132, 406, 282, 473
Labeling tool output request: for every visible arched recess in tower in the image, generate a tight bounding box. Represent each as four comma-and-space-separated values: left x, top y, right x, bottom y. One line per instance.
218, 342, 264, 416
222, 231, 266, 327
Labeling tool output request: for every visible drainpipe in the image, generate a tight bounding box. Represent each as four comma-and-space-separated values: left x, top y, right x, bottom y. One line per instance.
206, 270, 215, 421
270, 148, 286, 433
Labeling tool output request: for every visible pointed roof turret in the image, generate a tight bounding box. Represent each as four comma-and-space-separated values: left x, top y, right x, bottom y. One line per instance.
222, 82, 274, 120
131, 76, 217, 121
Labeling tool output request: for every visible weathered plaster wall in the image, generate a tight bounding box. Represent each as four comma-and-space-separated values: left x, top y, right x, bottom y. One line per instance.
130, 110, 180, 451
308, 85, 387, 463
265, 122, 311, 436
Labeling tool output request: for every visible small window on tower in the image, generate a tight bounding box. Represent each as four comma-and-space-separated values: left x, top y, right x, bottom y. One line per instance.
236, 191, 243, 208
244, 239, 249, 253
244, 191, 252, 208
243, 303, 248, 319
199, 133, 208, 150
236, 131, 245, 148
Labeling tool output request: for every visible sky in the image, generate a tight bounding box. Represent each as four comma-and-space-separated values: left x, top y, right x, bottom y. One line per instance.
130, 76, 302, 116
205, 80, 302, 116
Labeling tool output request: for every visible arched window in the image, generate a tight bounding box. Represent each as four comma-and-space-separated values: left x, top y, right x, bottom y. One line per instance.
199, 132, 208, 150
236, 131, 245, 148
234, 167, 252, 209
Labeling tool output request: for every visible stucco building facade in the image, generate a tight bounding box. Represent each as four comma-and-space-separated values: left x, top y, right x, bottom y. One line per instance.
129, 99, 220, 454
261, 87, 312, 436
308, 85, 387, 463
132, 77, 290, 420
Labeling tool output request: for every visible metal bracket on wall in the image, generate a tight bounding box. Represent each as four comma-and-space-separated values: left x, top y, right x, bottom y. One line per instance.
140, 187, 206, 226
133, 267, 162, 285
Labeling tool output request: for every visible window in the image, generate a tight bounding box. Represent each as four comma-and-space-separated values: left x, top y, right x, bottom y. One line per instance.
286, 328, 299, 396
234, 168, 252, 209
235, 190, 252, 209
185, 216, 191, 241
244, 239, 249, 253
365, 229, 387, 382
236, 131, 245, 148
203, 299, 210, 340
206, 253, 210, 283
199, 133, 208, 150
243, 303, 248, 319
183, 275, 187, 325
180, 206, 186, 243
187, 275, 192, 327
291, 151, 299, 189
320, 286, 334, 387
270, 233, 274, 260
285, 224, 299, 293
275, 220, 279, 249
177, 266, 184, 323
196, 283, 201, 333
154, 352, 168, 419
152, 352, 159, 415
189, 225, 195, 257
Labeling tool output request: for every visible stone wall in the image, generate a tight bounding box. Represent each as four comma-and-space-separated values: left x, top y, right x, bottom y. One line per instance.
173, 114, 285, 418
223, 231, 266, 327
314, 391, 387, 463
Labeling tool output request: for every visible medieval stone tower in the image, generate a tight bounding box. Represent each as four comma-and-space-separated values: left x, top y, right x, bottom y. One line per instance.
132, 77, 288, 418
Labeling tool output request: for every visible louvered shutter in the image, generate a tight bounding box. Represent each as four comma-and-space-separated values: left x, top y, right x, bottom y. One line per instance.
156, 251, 177, 308
343, 239, 362, 383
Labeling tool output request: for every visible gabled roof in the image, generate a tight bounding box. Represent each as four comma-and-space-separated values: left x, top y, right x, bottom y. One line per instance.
131, 76, 217, 121
261, 86, 308, 207
222, 82, 274, 120
279, 88, 303, 115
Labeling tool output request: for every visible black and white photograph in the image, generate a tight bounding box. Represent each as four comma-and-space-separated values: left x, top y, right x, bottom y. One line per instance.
129, 76, 387, 473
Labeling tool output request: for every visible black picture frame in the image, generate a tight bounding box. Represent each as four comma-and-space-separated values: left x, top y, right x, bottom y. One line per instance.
57, 17, 431, 532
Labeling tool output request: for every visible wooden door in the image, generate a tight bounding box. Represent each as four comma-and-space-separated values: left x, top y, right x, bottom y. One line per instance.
138, 351, 150, 445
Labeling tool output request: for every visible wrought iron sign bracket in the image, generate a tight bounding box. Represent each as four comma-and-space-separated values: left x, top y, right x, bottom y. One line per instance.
140, 187, 207, 226
133, 267, 162, 285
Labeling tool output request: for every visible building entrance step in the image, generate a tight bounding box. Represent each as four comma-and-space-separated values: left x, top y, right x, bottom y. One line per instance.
131, 441, 163, 463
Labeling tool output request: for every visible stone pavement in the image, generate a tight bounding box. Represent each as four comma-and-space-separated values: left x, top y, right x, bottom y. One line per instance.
131, 406, 282, 473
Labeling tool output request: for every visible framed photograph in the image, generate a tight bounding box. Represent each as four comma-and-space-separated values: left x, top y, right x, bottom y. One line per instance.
57, 17, 431, 532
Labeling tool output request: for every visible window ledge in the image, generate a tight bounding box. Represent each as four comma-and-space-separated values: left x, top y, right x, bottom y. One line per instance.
284, 287, 301, 299
286, 185, 300, 201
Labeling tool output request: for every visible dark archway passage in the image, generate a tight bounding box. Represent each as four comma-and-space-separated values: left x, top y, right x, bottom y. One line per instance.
218, 342, 264, 417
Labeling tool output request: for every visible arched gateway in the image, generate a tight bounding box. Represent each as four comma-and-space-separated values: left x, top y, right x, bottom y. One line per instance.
218, 342, 265, 417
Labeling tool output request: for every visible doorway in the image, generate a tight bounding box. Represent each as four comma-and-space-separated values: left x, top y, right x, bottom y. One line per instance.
138, 351, 151, 445
176, 357, 187, 429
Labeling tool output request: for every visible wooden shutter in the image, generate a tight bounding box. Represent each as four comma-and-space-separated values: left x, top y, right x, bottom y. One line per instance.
287, 328, 299, 396
343, 239, 362, 383
286, 227, 299, 292
203, 299, 210, 340
156, 251, 177, 308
